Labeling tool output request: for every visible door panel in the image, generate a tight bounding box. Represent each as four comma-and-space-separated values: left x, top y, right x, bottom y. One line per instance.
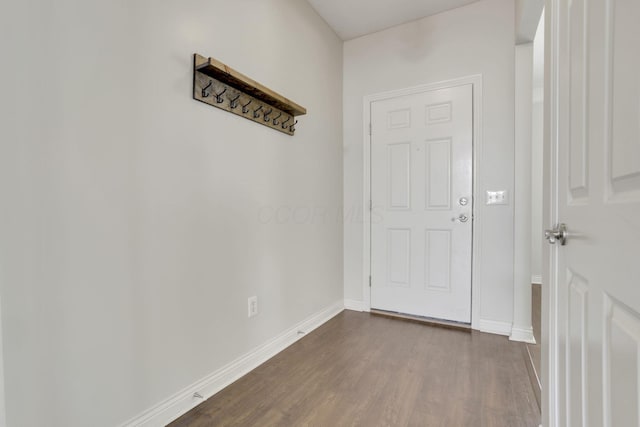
387, 108, 412, 129
426, 102, 452, 125
607, 0, 640, 199
424, 139, 452, 210
388, 142, 411, 209
604, 296, 640, 427
568, 0, 589, 202
550, 0, 640, 425
566, 271, 588, 427
387, 228, 411, 286
370, 85, 473, 323
424, 229, 451, 291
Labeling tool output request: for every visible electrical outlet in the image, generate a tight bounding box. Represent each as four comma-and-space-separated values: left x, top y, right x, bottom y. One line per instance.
486, 190, 509, 205
248, 296, 258, 318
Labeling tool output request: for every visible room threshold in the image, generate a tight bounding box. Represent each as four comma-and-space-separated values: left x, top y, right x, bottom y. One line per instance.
370, 309, 471, 332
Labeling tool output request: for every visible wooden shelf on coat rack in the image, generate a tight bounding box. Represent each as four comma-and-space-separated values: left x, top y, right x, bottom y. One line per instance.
192, 53, 307, 135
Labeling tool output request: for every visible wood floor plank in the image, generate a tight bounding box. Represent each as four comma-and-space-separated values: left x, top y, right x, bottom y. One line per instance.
528, 284, 542, 379
169, 311, 540, 427
525, 283, 542, 409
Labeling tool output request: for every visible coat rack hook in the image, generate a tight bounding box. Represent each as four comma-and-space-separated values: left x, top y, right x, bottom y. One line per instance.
193, 53, 307, 135
289, 120, 298, 132
241, 100, 252, 114
215, 87, 227, 104
202, 81, 213, 98
229, 95, 241, 110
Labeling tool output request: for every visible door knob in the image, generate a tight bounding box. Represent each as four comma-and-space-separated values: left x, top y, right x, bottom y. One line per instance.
545, 223, 568, 246
452, 214, 469, 223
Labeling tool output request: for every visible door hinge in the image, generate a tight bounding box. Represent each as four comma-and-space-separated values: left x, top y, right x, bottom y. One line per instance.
369, 276, 372, 287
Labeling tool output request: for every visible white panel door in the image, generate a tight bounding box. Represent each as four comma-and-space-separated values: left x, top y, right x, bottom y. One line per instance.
370, 85, 473, 323
549, 0, 640, 425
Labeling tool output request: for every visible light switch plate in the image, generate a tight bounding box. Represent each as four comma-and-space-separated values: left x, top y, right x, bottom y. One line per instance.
486, 190, 508, 205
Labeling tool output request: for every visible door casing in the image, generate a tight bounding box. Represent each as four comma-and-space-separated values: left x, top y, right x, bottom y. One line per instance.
543, 2, 558, 425
362, 75, 483, 331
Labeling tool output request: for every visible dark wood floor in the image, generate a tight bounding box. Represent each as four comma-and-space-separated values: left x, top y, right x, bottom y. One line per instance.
525, 283, 542, 408
170, 311, 540, 427
528, 284, 541, 377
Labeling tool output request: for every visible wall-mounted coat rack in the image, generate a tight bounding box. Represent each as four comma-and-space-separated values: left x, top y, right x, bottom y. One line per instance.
192, 54, 306, 135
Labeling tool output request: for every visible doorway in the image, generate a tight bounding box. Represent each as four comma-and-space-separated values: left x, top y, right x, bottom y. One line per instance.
362, 77, 482, 326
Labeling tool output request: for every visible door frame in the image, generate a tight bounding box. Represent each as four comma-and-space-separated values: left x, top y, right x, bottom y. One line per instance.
543, 1, 558, 425
362, 75, 483, 329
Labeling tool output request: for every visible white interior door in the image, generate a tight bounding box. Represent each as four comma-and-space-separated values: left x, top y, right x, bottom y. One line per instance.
370, 84, 473, 323
549, 0, 640, 425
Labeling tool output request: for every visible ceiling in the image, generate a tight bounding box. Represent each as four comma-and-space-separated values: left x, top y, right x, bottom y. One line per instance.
306, 0, 482, 40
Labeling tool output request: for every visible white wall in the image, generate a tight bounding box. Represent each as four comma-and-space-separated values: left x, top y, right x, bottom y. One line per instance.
531, 12, 545, 283
512, 43, 535, 343
515, 0, 545, 43
0, 0, 343, 426
343, 0, 516, 327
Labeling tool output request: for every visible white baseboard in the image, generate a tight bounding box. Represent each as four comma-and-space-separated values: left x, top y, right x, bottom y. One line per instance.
478, 318, 512, 336
532, 275, 542, 285
120, 300, 345, 427
509, 326, 537, 344
344, 299, 365, 312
